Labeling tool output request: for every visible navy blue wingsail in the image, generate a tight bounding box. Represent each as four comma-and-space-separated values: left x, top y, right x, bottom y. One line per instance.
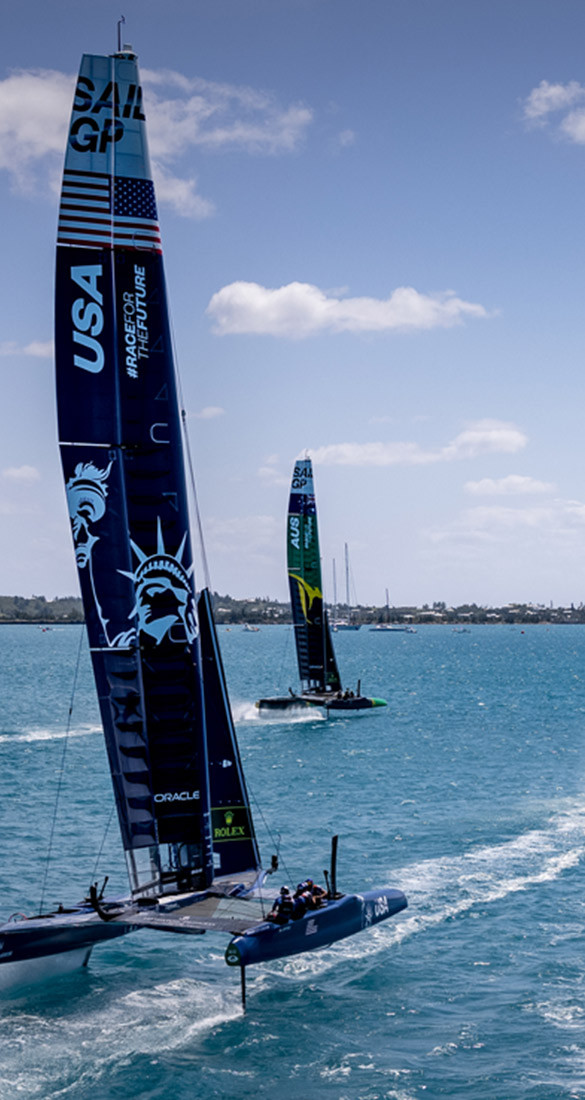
198, 589, 260, 877
55, 51, 215, 896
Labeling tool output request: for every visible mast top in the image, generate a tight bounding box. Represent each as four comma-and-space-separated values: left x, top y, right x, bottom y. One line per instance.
113, 14, 136, 59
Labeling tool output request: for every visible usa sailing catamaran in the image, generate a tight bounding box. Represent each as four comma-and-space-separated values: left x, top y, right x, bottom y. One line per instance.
256, 458, 387, 714
0, 44, 406, 1004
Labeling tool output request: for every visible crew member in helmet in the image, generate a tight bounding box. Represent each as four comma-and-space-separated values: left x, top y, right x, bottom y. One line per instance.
295, 878, 327, 910
267, 885, 294, 924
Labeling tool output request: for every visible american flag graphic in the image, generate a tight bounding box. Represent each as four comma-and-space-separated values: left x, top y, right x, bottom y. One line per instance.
57, 170, 162, 252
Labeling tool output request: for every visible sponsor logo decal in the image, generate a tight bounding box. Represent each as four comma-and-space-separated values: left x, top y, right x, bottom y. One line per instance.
122, 265, 149, 379
288, 573, 322, 625
373, 894, 389, 919
69, 74, 144, 154
71, 265, 104, 373
154, 790, 200, 803
289, 514, 300, 550
291, 464, 311, 490
212, 806, 250, 841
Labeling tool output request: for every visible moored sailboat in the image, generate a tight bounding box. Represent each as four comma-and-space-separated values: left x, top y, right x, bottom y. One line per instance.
256, 459, 387, 715
332, 543, 361, 630
0, 43, 405, 1001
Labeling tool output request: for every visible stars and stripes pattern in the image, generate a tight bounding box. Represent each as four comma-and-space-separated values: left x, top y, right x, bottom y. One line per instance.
57, 170, 162, 252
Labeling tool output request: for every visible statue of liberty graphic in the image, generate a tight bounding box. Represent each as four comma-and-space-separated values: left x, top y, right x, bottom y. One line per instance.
66, 461, 197, 648
120, 518, 198, 646
65, 460, 134, 646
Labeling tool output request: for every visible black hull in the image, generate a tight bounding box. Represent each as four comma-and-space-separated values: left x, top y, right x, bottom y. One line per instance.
255, 692, 386, 714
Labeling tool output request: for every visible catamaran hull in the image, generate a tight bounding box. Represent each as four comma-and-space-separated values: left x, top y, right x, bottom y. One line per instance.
0, 911, 134, 990
256, 694, 387, 715
224, 887, 407, 967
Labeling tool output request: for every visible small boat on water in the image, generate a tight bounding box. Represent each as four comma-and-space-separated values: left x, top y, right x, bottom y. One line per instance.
256, 459, 387, 715
370, 624, 417, 633
0, 42, 406, 1003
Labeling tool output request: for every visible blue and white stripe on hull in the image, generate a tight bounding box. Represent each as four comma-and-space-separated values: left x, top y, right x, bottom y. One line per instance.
0, 909, 134, 991
0, 946, 94, 992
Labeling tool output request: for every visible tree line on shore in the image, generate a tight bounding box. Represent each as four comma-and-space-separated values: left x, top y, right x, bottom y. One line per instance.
1, 593, 585, 626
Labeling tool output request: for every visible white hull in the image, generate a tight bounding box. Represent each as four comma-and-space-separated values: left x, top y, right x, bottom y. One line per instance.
0, 945, 93, 992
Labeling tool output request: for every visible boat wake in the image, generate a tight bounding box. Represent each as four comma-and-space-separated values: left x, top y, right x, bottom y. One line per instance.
274, 800, 585, 980
0, 975, 242, 1096
0, 725, 101, 745
231, 701, 326, 724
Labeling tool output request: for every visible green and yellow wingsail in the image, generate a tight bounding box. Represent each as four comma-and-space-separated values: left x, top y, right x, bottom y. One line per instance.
287, 459, 341, 693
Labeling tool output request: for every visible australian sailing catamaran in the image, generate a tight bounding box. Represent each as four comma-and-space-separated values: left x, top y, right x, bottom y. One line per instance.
256, 458, 387, 714
0, 45, 406, 1002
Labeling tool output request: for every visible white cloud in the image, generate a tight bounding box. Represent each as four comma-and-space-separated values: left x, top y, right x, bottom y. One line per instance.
0, 67, 313, 215
0, 69, 73, 192
2, 465, 40, 482
330, 129, 356, 153
193, 405, 225, 420
523, 79, 585, 122
441, 421, 527, 459
464, 474, 554, 496
206, 514, 280, 560
258, 466, 289, 487
206, 281, 490, 337
427, 505, 553, 549
151, 161, 215, 219
256, 453, 290, 487
560, 110, 585, 144
143, 68, 312, 156
523, 79, 585, 145
0, 340, 53, 358
311, 420, 527, 467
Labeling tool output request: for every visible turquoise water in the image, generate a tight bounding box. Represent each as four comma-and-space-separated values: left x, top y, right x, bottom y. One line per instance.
1, 623, 585, 1098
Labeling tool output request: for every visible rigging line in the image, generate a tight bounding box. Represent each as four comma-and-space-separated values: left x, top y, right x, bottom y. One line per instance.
38, 624, 86, 915
166, 298, 212, 593
90, 800, 117, 885
278, 622, 293, 691
246, 781, 293, 887
181, 407, 212, 592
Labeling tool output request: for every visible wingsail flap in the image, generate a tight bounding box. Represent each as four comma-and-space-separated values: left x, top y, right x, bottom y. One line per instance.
56, 51, 213, 895
198, 589, 261, 877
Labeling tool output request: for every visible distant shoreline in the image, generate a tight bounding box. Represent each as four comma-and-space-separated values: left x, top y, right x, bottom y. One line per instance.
2, 593, 584, 627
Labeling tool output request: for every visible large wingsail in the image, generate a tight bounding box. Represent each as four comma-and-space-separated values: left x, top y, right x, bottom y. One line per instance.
287, 459, 341, 693
55, 50, 213, 896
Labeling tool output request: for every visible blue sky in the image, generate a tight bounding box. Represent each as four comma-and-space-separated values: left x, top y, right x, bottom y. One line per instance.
2, 0, 585, 606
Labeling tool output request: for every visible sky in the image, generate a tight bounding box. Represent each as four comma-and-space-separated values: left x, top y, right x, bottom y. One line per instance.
2, 0, 585, 607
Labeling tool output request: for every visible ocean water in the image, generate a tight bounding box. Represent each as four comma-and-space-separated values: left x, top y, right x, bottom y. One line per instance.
1, 623, 585, 1099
